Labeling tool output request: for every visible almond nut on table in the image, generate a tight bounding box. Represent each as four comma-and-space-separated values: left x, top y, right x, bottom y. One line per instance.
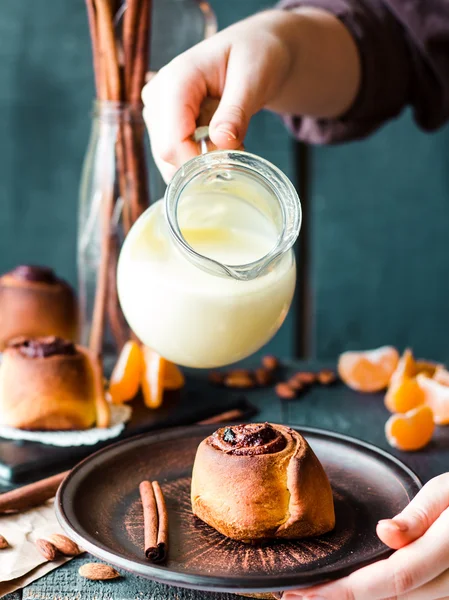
294, 371, 317, 385
78, 563, 121, 580
208, 371, 225, 386
318, 369, 337, 385
224, 371, 254, 389
0, 534, 9, 549
35, 539, 58, 561
287, 378, 304, 392
275, 383, 296, 400
254, 367, 272, 386
46, 533, 81, 556
262, 355, 279, 371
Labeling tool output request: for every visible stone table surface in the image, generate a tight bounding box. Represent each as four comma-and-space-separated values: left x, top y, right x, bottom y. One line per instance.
3, 362, 449, 600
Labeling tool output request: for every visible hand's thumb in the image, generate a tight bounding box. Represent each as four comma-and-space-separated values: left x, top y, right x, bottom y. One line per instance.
377, 473, 449, 549
209, 103, 248, 150
209, 46, 262, 149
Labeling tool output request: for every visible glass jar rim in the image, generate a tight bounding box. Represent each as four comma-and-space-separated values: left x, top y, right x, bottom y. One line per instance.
164, 149, 301, 281
91, 100, 144, 123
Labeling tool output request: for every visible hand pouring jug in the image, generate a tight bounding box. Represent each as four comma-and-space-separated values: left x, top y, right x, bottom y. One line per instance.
118, 128, 301, 368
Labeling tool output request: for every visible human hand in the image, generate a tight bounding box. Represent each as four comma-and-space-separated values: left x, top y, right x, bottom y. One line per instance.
284, 472, 449, 600
141, 10, 296, 182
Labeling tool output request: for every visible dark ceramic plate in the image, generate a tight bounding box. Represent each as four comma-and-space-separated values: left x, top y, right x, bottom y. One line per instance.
56, 425, 422, 594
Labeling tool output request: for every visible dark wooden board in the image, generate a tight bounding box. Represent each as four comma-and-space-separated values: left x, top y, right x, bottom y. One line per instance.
0, 375, 256, 485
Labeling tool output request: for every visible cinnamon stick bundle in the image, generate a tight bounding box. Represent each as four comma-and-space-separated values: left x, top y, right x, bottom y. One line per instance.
199, 408, 246, 425
84, 0, 152, 358
139, 480, 168, 563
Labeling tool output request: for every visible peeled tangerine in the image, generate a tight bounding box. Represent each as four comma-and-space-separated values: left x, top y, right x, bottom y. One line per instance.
109, 341, 185, 407
141, 346, 185, 408
384, 349, 438, 414
338, 346, 399, 392
385, 405, 434, 451
109, 340, 143, 403
416, 366, 449, 425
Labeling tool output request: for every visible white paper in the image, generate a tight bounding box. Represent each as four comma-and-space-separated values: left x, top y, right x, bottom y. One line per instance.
0, 500, 73, 583
0, 403, 131, 447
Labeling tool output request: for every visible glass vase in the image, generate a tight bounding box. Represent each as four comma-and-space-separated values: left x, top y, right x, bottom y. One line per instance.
77, 101, 149, 361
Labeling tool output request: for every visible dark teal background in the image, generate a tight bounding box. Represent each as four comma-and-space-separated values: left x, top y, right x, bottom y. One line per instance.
1, 1, 448, 362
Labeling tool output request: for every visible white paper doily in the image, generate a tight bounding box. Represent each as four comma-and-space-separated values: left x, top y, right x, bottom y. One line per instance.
0, 403, 132, 447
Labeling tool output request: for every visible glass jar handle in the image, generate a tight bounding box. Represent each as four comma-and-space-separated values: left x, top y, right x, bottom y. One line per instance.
193, 123, 245, 155
193, 126, 212, 155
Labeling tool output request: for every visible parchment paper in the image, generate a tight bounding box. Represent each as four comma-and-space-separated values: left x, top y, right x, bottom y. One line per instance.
0, 500, 76, 596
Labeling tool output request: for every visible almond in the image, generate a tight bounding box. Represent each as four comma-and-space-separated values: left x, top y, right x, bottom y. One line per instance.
46, 533, 81, 556
288, 378, 304, 392
275, 383, 296, 400
294, 371, 316, 385
318, 370, 337, 385
79, 562, 120, 581
262, 355, 279, 371
36, 539, 58, 561
0, 534, 9, 549
228, 369, 251, 378
254, 368, 272, 386
224, 372, 254, 389
208, 371, 225, 385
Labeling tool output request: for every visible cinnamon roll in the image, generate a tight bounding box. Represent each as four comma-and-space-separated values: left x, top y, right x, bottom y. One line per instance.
191, 423, 335, 542
0, 337, 109, 430
0, 265, 78, 350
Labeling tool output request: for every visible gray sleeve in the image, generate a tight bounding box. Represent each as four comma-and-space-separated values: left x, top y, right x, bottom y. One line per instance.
278, 0, 449, 144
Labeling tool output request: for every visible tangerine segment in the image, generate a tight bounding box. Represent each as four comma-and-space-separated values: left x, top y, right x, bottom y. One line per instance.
141, 346, 166, 409
385, 405, 434, 451
417, 374, 449, 425
164, 361, 185, 391
433, 366, 449, 387
338, 346, 399, 392
385, 349, 437, 414
109, 340, 143, 404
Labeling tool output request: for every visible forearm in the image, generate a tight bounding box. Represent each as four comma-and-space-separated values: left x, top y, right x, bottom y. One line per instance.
263, 8, 361, 118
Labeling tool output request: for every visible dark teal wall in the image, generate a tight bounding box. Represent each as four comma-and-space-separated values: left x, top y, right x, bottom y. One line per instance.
0, 2, 92, 287
1, 1, 448, 362
310, 110, 449, 363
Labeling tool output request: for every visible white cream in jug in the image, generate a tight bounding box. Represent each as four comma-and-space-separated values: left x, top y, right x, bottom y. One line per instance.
118, 189, 296, 368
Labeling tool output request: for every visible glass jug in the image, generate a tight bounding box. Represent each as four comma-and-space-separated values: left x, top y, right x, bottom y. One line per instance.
117, 133, 301, 368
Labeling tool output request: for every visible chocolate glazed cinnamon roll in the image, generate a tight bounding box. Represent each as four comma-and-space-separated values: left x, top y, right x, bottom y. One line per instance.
191, 423, 335, 542
0, 265, 78, 350
0, 337, 109, 430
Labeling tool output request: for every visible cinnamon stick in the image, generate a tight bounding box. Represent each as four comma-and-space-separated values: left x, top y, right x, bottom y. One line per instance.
152, 481, 168, 561
130, 0, 151, 104
95, 0, 122, 101
123, 0, 142, 97
139, 480, 168, 563
0, 471, 69, 514
198, 408, 246, 425
107, 232, 128, 350
89, 184, 114, 358
85, 0, 107, 100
